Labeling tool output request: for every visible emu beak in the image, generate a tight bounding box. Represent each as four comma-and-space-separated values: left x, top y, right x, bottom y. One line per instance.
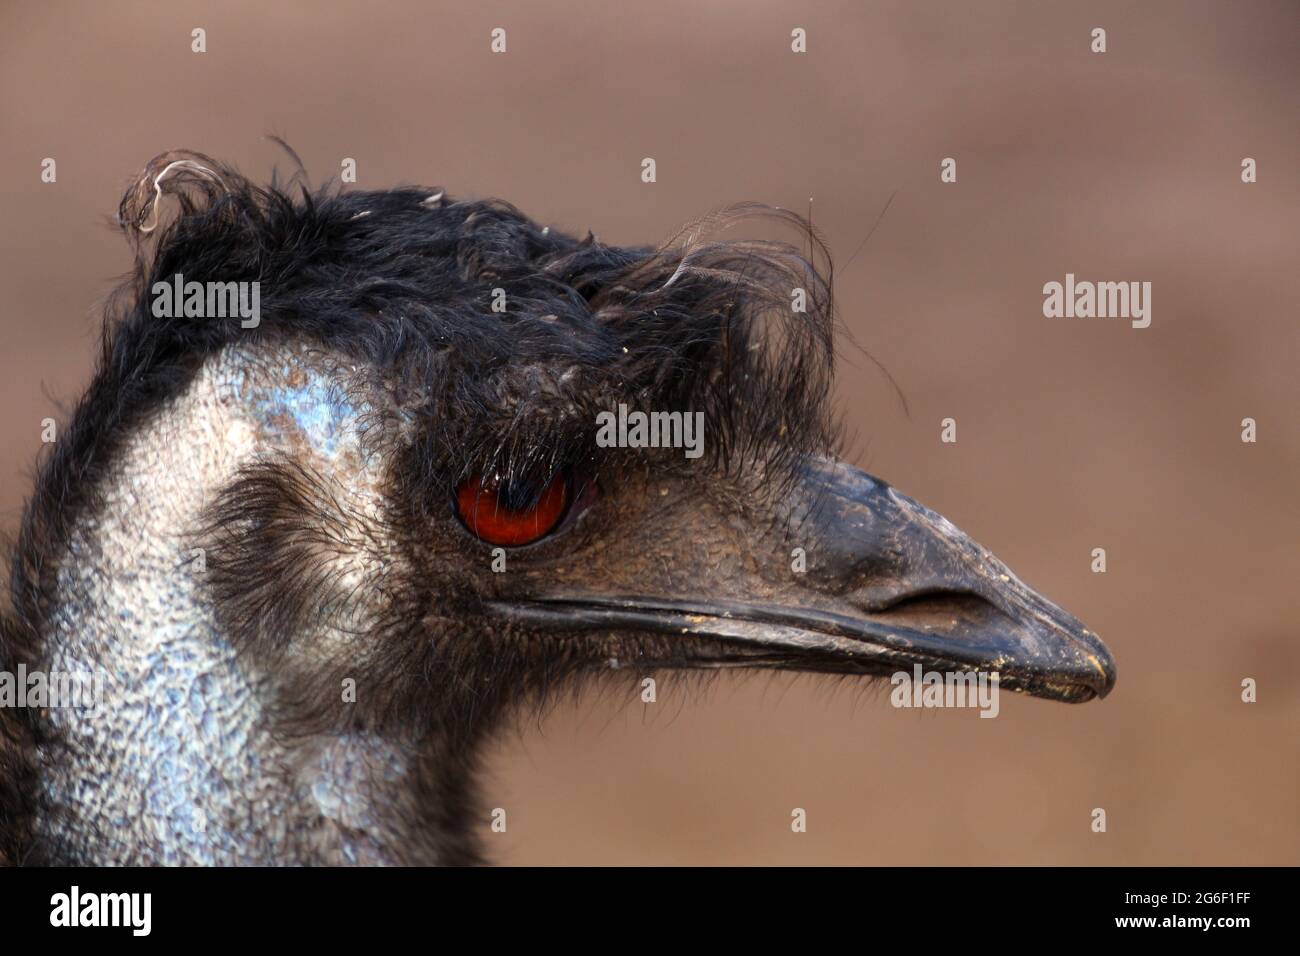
492, 459, 1116, 704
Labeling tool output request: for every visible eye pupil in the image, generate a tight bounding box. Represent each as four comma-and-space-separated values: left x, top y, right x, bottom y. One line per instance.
498, 477, 543, 511
455, 470, 569, 547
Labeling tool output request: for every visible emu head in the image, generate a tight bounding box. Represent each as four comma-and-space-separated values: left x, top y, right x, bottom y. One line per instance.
2, 152, 1114, 865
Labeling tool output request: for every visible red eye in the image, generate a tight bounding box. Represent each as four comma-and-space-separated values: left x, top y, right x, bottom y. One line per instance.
455, 471, 570, 547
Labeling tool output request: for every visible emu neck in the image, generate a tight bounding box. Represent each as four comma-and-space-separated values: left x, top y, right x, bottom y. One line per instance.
32, 347, 452, 864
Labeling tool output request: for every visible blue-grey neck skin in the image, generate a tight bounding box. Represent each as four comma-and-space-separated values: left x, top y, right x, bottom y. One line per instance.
35, 344, 435, 865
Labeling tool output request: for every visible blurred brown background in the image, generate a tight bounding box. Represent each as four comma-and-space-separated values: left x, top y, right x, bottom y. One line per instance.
1, 1, 1296, 864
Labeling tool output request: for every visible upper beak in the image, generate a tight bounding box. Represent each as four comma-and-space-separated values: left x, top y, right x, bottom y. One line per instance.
489, 458, 1116, 704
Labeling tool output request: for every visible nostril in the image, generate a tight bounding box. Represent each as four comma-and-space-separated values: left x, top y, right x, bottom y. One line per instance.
870, 590, 1008, 632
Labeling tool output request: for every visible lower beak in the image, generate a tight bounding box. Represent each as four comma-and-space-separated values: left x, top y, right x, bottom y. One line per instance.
489, 459, 1116, 704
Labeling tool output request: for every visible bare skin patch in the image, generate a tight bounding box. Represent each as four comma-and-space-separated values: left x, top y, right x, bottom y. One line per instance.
35, 343, 416, 865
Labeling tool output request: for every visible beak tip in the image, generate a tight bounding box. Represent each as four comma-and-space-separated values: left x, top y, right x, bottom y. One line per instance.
1089, 654, 1115, 694
1071, 630, 1117, 700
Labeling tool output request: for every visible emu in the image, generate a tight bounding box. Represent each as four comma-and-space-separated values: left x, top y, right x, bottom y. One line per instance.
0, 152, 1115, 865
